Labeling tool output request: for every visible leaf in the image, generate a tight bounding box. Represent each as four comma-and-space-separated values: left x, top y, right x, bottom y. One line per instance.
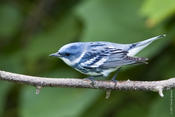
0, 82, 12, 116
20, 87, 100, 117
148, 90, 175, 117
117, 104, 148, 117
20, 66, 100, 117
75, 0, 167, 57
80, 92, 125, 117
0, 52, 25, 73
42, 67, 80, 78
25, 13, 81, 61
0, 3, 22, 37
141, 0, 175, 25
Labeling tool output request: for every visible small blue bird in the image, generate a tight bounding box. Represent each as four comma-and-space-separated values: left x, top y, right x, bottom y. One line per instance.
50, 34, 165, 81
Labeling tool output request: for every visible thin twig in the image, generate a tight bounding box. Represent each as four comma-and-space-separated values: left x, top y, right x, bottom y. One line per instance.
0, 70, 175, 97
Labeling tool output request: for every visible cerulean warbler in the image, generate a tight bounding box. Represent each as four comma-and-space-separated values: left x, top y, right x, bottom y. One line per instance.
50, 34, 165, 81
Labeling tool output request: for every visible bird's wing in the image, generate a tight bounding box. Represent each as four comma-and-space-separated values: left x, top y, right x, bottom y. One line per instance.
80, 43, 148, 69
101, 52, 148, 69
98, 47, 138, 68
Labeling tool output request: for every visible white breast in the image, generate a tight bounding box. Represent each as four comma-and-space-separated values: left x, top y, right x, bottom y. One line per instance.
102, 67, 119, 77
61, 57, 74, 66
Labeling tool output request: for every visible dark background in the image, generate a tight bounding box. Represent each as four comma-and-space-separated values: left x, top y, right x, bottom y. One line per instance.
0, 0, 175, 117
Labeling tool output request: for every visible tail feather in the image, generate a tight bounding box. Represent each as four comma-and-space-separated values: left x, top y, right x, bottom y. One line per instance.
127, 34, 166, 56
133, 34, 166, 47
125, 56, 149, 64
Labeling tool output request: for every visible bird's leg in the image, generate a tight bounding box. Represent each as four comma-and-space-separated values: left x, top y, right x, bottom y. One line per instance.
105, 68, 121, 99
111, 67, 121, 82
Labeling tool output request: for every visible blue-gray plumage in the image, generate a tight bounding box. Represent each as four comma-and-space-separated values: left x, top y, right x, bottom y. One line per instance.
50, 34, 166, 80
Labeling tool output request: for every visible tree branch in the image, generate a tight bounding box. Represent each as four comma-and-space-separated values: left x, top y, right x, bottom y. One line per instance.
0, 70, 175, 97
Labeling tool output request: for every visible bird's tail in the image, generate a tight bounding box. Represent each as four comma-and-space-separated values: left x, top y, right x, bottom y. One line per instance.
127, 34, 166, 56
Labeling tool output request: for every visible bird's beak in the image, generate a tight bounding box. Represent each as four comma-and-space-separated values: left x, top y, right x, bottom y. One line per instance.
49, 53, 61, 57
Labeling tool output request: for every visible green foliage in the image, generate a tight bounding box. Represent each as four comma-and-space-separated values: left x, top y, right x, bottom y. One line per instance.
0, 0, 175, 117
148, 90, 175, 117
0, 82, 12, 116
20, 88, 100, 117
75, 0, 166, 57
25, 14, 81, 61
0, 3, 22, 37
141, 0, 175, 25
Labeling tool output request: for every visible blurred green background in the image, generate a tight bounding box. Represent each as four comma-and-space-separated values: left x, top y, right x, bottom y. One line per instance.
0, 0, 175, 117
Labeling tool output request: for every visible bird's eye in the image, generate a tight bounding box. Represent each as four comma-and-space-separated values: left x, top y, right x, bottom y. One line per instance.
65, 53, 70, 56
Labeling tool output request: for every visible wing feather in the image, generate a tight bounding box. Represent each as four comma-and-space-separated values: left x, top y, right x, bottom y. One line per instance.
80, 43, 147, 69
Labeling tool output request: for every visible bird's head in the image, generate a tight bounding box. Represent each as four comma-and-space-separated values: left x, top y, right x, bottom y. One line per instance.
50, 43, 85, 66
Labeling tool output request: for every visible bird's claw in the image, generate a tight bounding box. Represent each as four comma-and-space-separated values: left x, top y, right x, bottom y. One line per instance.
111, 79, 117, 82
84, 77, 95, 86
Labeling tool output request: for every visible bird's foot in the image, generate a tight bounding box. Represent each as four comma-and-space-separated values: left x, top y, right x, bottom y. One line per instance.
84, 77, 95, 86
